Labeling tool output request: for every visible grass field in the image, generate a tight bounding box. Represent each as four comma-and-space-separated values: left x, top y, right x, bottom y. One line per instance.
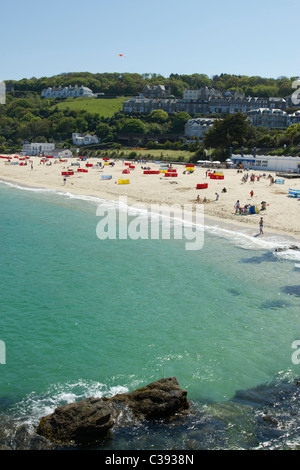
51, 96, 130, 117
109, 148, 194, 162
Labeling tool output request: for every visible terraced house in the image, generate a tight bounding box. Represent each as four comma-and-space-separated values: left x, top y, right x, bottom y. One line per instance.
123, 86, 287, 118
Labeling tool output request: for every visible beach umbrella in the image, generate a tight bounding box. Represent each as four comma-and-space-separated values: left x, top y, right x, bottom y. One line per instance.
226, 158, 232, 162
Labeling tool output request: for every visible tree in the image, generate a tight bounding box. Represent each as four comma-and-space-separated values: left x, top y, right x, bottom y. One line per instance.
95, 122, 111, 139
171, 112, 191, 132
285, 123, 300, 144
119, 118, 146, 134
75, 116, 88, 133
149, 109, 168, 123
55, 117, 76, 137
204, 113, 251, 157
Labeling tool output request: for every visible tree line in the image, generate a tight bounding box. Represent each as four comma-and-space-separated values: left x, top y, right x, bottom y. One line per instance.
7, 72, 298, 99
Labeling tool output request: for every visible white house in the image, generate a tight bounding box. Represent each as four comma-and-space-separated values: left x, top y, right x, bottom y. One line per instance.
231, 154, 300, 173
72, 133, 101, 146
41, 85, 94, 99
21, 142, 72, 158
22, 142, 55, 156
184, 118, 215, 140
247, 108, 289, 128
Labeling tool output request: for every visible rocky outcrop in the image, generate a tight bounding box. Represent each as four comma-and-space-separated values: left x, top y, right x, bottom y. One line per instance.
37, 377, 189, 445
109, 376, 189, 420
37, 397, 114, 444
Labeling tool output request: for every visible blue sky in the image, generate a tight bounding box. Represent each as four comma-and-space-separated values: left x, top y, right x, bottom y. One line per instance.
2, 0, 299, 81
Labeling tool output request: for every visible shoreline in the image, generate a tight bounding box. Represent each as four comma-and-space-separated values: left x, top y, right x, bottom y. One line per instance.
1, 156, 300, 246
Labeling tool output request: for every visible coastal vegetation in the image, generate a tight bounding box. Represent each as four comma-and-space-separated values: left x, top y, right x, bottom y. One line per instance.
1, 72, 300, 160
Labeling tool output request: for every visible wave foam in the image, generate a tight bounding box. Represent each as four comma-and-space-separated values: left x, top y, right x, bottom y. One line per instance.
10, 380, 129, 426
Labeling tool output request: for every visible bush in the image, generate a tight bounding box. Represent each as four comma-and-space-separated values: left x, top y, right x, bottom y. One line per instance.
128, 151, 137, 159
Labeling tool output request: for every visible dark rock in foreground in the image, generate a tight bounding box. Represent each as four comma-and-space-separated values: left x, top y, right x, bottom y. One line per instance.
37, 397, 113, 444
37, 377, 189, 444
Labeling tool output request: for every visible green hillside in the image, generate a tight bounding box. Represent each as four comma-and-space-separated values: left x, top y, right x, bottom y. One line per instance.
51, 96, 130, 117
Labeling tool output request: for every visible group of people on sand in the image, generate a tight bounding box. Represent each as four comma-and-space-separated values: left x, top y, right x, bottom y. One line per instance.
196, 195, 207, 203
234, 200, 249, 214
235, 200, 264, 235
241, 173, 262, 184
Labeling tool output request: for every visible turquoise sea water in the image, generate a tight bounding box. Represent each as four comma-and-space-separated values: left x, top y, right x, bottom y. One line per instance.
0, 180, 299, 449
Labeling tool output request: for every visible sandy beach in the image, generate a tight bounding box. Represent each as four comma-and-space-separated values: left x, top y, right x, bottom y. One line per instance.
1, 155, 300, 242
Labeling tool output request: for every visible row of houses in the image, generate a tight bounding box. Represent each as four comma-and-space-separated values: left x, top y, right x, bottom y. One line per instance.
184, 109, 300, 141
247, 108, 300, 128
123, 95, 289, 117
122, 85, 300, 130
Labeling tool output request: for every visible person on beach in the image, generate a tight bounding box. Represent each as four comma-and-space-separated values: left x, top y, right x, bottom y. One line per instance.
235, 200, 240, 213
215, 193, 219, 201
259, 217, 264, 235
250, 190, 254, 198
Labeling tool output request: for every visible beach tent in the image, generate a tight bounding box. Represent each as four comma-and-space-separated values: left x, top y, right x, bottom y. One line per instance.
249, 206, 259, 214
